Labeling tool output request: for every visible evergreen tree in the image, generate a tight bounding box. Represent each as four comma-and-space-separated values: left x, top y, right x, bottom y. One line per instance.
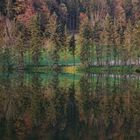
56, 20, 67, 51
93, 22, 102, 66
132, 20, 140, 65
16, 22, 27, 70
0, 48, 13, 71
45, 14, 61, 69
29, 14, 43, 67
103, 14, 116, 65
68, 35, 76, 66
79, 18, 92, 67
124, 21, 133, 65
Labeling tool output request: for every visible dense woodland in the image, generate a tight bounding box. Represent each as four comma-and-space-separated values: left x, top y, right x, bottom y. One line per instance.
0, 0, 140, 70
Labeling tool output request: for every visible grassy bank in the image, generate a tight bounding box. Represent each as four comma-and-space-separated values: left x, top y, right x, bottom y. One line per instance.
78, 65, 140, 74
1, 64, 140, 74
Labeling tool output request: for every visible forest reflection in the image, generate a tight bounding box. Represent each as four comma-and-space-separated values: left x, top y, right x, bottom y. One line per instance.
0, 72, 140, 140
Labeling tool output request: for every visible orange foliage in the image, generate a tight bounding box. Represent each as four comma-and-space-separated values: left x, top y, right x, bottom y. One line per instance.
16, 0, 50, 25
80, 13, 88, 22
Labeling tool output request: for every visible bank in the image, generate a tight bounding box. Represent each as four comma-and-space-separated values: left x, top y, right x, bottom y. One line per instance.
78, 65, 140, 74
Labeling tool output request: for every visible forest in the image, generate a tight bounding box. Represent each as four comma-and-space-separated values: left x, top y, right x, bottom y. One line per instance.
0, 0, 140, 71
1, 1, 140, 139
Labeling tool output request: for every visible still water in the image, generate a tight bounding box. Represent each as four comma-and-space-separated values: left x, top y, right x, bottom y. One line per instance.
0, 72, 140, 140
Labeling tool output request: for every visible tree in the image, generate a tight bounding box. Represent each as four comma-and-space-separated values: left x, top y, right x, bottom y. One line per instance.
132, 20, 140, 65
68, 35, 76, 66
93, 22, 103, 66
15, 22, 27, 70
49, 13, 67, 69
50, 21, 65, 69
79, 17, 92, 67
0, 48, 13, 71
29, 14, 43, 67
124, 21, 133, 65
102, 14, 117, 66
44, 13, 62, 69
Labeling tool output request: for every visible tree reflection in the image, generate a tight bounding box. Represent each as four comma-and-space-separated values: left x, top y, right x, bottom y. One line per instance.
0, 73, 140, 139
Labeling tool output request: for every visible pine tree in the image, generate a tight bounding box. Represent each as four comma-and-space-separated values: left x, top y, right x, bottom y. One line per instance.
45, 14, 60, 69
132, 20, 140, 65
15, 22, 27, 70
93, 22, 102, 66
2, 48, 13, 71
68, 35, 76, 66
124, 21, 133, 65
29, 14, 43, 67
103, 14, 116, 66
79, 17, 92, 67
56, 20, 67, 50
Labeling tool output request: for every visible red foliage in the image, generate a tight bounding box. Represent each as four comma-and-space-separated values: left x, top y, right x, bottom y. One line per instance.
80, 13, 88, 21
16, 0, 49, 25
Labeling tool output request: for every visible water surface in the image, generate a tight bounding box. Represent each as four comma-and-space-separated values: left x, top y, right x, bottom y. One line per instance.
0, 72, 140, 140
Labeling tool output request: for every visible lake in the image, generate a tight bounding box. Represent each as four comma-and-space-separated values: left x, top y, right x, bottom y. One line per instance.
0, 72, 140, 140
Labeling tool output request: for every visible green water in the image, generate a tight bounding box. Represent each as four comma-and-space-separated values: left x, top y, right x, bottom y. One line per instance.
0, 72, 140, 140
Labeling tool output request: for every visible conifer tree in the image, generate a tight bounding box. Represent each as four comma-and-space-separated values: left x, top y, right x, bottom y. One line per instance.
16, 22, 27, 70
56, 20, 67, 51
93, 22, 102, 66
132, 20, 140, 65
103, 14, 116, 65
29, 14, 43, 67
124, 21, 133, 65
45, 14, 60, 68
2, 48, 13, 71
68, 35, 76, 66
79, 18, 92, 67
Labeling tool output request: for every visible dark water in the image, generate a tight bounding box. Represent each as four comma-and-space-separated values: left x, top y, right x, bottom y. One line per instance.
0, 72, 140, 140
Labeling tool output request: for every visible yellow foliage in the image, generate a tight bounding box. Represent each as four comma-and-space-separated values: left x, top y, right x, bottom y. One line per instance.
63, 66, 77, 74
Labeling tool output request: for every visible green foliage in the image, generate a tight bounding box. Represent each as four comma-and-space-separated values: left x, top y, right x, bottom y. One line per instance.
133, 21, 140, 55
15, 22, 27, 69
0, 48, 14, 71
68, 35, 76, 65
80, 41, 91, 67
29, 14, 43, 66
1, 0, 140, 70
79, 19, 92, 67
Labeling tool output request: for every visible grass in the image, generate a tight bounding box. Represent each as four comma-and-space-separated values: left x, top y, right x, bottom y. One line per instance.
79, 65, 139, 74
1, 49, 140, 74
63, 66, 77, 74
